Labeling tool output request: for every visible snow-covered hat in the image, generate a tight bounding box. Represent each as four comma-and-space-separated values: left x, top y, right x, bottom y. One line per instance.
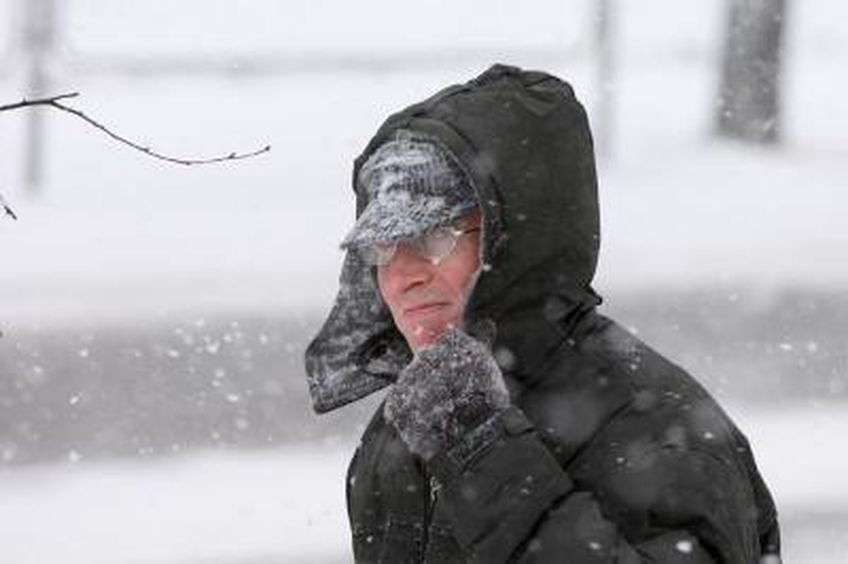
341, 130, 477, 249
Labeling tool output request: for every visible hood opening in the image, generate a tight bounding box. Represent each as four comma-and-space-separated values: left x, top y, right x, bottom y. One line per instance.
305, 64, 602, 413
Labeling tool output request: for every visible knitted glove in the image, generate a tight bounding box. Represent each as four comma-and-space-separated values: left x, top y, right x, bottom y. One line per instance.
384, 327, 511, 460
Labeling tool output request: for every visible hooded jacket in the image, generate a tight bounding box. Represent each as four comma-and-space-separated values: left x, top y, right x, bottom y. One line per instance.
305, 65, 780, 563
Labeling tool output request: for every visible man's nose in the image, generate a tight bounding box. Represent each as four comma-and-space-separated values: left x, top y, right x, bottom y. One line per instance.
388, 244, 434, 291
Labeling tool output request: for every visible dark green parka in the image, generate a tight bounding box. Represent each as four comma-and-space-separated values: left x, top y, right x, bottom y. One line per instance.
305, 65, 780, 563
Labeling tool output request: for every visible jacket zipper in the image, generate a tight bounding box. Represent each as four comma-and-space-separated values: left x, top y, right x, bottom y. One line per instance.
420, 469, 439, 562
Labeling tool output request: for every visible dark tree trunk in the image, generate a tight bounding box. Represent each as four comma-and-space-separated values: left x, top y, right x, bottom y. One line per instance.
22, 0, 60, 195
594, 0, 616, 158
716, 0, 788, 144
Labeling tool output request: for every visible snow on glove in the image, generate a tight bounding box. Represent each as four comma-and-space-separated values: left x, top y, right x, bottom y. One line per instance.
384, 326, 511, 460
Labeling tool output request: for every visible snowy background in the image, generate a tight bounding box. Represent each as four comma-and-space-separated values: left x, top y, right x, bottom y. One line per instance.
1, 0, 846, 562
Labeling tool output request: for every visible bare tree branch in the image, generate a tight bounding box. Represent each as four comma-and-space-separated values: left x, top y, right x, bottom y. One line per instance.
0, 92, 81, 112
1, 92, 271, 165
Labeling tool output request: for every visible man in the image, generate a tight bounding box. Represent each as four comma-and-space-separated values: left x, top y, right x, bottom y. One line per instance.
305, 65, 780, 563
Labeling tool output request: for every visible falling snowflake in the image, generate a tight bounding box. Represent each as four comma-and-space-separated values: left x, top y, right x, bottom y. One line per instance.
675, 540, 693, 554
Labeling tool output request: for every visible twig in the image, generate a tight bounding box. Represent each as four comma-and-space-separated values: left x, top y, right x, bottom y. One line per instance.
0, 92, 271, 166
0, 193, 17, 221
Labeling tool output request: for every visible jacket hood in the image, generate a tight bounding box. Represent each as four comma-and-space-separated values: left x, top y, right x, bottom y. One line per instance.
305, 64, 602, 413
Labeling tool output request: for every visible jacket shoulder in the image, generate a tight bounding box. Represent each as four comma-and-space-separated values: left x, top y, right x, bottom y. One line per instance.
522, 316, 744, 464
520, 316, 777, 551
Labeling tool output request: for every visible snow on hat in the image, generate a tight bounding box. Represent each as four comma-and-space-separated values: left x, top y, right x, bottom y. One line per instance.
341, 130, 477, 249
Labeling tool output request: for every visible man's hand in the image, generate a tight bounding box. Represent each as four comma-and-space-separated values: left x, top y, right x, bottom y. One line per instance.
384, 327, 510, 460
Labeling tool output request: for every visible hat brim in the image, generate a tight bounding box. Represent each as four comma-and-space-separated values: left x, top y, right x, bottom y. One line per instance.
341, 194, 475, 249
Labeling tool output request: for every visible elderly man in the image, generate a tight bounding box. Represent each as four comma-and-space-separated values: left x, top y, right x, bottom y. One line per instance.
305, 65, 780, 563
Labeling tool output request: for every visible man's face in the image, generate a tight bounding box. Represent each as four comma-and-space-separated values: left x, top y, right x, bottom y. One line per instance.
377, 210, 482, 350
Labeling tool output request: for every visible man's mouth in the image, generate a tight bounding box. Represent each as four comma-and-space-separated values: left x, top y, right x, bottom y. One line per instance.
403, 302, 449, 316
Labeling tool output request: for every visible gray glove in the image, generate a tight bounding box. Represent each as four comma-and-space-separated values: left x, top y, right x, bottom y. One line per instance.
384, 327, 511, 460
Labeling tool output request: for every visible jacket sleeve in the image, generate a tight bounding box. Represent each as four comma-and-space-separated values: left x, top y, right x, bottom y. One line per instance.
426, 406, 769, 563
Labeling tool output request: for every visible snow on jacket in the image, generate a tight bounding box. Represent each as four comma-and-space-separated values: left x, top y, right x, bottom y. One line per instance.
305, 64, 780, 563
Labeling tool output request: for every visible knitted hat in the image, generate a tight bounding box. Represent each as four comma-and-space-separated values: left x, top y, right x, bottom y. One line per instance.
341, 130, 477, 249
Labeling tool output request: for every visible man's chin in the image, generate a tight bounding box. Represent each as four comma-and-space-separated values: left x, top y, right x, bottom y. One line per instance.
405, 321, 457, 350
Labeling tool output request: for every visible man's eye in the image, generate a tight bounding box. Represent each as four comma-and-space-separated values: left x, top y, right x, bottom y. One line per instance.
428, 228, 452, 241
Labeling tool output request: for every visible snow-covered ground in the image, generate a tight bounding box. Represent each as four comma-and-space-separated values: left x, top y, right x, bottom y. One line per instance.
0, 405, 846, 563
1, 0, 847, 562
0, 442, 354, 564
